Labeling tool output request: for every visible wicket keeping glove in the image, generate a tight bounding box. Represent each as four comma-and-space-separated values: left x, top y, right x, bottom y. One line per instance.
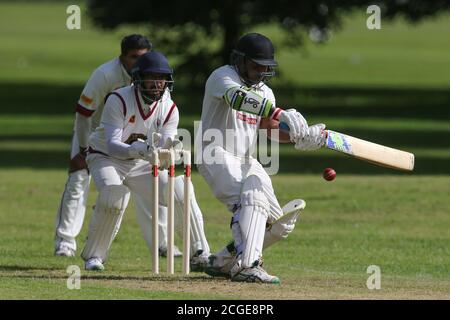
128, 139, 152, 160
159, 137, 184, 169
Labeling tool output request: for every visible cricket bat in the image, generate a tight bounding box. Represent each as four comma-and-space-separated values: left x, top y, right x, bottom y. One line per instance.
279, 123, 415, 171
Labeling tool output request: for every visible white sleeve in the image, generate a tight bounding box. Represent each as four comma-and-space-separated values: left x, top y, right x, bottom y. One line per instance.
76, 68, 109, 117
206, 72, 241, 100
266, 87, 276, 107
101, 94, 132, 159
101, 94, 126, 128
207, 70, 276, 118
160, 104, 179, 145
75, 113, 92, 149
160, 103, 180, 137
104, 124, 133, 159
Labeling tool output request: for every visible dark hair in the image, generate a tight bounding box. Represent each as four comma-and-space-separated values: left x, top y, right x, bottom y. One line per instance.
121, 34, 152, 55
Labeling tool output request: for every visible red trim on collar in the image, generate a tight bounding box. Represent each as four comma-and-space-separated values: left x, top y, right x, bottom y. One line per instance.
163, 103, 177, 125
134, 87, 158, 120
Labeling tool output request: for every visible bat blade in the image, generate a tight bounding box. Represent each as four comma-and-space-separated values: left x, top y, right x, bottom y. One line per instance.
325, 130, 415, 171
278, 122, 414, 171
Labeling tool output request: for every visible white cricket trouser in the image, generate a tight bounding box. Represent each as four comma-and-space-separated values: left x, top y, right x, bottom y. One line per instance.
54, 134, 91, 251
197, 146, 283, 221
54, 134, 169, 251
82, 153, 209, 262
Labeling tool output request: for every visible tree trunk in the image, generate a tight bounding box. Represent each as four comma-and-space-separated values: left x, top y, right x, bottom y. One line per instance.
220, 0, 241, 65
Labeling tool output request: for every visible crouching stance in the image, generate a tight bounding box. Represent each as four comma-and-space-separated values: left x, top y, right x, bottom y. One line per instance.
81, 51, 210, 271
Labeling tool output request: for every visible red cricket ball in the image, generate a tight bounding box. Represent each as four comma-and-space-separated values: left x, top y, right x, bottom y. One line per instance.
323, 168, 336, 181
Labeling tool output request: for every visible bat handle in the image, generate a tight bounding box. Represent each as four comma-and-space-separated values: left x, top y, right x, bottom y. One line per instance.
279, 122, 328, 138
279, 122, 290, 131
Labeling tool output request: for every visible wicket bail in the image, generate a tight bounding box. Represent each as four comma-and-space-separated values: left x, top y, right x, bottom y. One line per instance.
151, 148, 191, 275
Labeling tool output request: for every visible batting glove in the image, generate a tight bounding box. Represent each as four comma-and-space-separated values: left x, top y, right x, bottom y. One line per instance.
295, 123, 327, 151
278, 109, 309, 142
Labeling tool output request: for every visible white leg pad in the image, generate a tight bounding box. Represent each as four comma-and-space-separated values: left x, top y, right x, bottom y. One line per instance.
263, 199, 305, 249
55, 169, 90, 251
234, 175, 269, 268
81, 185, 130, 262
174, 176, 210, 257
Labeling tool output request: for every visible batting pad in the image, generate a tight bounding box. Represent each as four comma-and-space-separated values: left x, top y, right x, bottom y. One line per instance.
81, 185, 130, 262
263, 199, 306, 249
237, 176, 270, 268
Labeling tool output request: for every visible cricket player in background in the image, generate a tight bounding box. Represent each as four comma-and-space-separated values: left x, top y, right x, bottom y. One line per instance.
81, 51, 210, 271
197, 33, 326, 283
54, 34, 182, 258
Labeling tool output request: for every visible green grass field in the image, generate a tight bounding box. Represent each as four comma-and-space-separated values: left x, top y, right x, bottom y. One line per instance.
0, 1, 449, 299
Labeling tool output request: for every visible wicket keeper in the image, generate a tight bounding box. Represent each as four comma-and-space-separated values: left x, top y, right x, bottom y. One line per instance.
54, 35, 182, 258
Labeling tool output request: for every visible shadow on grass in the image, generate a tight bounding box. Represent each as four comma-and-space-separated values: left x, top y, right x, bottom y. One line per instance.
1, 82, 449, 174
1, 82, 450, 119
0, 269, 214, 282
0, 135, 72, 142
273, 85, 450, 120
0, 148, 446, 175
0, 83, 83, 115
1, 125, 450, 148
0, 265, 63, 272
277, 153, 445, 175
80, 274, 212, 282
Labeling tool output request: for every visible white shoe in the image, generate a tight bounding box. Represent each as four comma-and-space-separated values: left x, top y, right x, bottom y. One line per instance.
159, 246, 183, 258
190, 250, 210, 272
55, 244, 75, 257
173, 246, 183, 257
231, 259, 280, 284
85, 257, 105, 271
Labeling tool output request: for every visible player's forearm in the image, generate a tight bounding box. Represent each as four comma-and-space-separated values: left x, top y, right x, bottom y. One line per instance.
223, 86, 275, 118
75, 113, 92, 150
259, 118, 291, 143
268, 131, 291, 144
107, 140, 137, 159
104, 124, 137, 159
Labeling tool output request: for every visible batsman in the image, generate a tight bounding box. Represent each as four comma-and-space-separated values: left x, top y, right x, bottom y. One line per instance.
197, 33, 326, 283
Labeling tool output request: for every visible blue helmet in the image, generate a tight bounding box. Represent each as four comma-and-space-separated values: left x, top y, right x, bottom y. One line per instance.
230, 33, 277, 86
131, 51, 174, 103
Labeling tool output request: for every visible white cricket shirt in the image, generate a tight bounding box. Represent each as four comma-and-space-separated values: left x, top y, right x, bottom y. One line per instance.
199, 65, 276, 157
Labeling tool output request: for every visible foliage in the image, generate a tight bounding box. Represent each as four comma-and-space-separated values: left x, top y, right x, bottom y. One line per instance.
87, 0, 450, 84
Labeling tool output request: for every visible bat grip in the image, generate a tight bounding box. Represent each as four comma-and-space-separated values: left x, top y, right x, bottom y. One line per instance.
279, 122, 290, 131
279, 122, 328, 138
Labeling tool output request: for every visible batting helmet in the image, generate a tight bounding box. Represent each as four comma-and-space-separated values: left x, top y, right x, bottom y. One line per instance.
230, 33, 277, 86
131, 51, 173, 103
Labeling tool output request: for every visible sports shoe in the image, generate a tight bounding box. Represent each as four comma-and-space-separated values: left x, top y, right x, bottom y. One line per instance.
230, 259, 280, 284
54, 244, 75, 257
85, 257, 105, 271
204, 240, 236, 278
190, 250, 210, 272
159, 246, 183, 258
204, 255, 232, 279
